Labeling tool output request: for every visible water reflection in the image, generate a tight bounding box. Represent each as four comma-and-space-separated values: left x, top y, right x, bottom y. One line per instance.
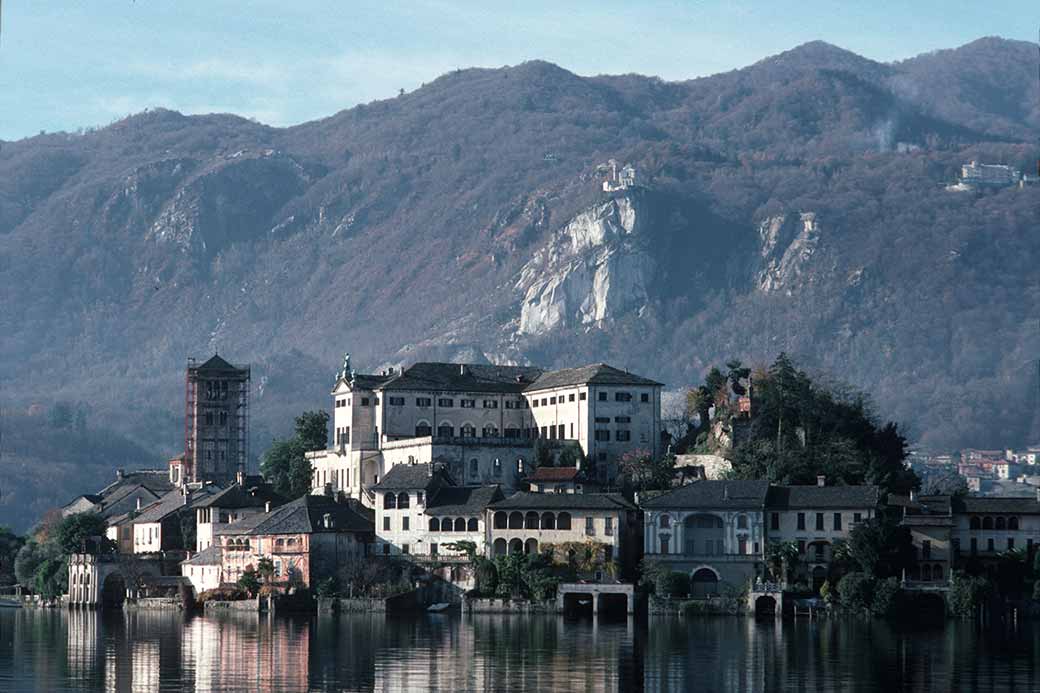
0, 608, 1038, 691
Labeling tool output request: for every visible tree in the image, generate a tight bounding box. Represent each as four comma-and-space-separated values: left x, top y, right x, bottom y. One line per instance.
620, 450, 675, 492
766, 540, 800, 583
847, 517, 913, 578
261, 438, 311, 499
0, 527, 26, 585
53, 512, 109, 555
238, 567, 261, 596
532, 438, 554, 468
257, 557, 276, 584
295, 411, 330, 452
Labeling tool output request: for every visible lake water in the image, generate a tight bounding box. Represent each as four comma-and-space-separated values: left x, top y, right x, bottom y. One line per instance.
0, 609, 1037, 692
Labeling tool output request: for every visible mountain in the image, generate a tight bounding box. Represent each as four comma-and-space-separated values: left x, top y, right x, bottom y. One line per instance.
1, 38, 1038, 531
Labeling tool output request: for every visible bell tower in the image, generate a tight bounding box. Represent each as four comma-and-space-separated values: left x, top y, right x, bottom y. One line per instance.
184, 354, 250, 484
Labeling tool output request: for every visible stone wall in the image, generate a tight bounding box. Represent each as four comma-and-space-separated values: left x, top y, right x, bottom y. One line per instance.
464, 597, 557, 614
125, 597, 185, 611
203, 597, 260, 612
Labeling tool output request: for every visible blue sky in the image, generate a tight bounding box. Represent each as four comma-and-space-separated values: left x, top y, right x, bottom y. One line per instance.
0, 1, 1033, 140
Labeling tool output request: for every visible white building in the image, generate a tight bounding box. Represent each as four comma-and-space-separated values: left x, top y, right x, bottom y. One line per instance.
309, 360, 663, 502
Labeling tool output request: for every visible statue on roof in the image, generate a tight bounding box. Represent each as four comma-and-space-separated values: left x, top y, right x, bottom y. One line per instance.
337, 352, 351, 381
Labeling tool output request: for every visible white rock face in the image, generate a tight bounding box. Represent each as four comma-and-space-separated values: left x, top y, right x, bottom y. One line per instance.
757, 212, 820, 294
516, 196, 654, 335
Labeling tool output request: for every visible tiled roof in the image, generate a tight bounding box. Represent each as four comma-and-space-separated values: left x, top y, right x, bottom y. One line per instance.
426, 486, 503, 516
133, 485, 221, 524
230, 495, 374, 536
96, 469, 174, 498
489, 492, 636, 511
371, 463, 438, 491
181, 546, 223, 566
525, 363, 662, 391
954, 496, 1040, 514
640, 480, 770, 509
193, 354, 243, 372
378, 362, 544, 394
528, 467, 581, 482
767, 485, 880, 509
192, 482, 286, 510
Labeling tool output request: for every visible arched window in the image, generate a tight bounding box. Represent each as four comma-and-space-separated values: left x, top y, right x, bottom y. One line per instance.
737, 514, 749, 530
508, 512, 524, 529
438, 423, 454, 438
492, 538, 507, 556
384, 493, 397, 510
483, 425, 498, 437
983, 517, 993, 530
469, 459, 479, 478
525, 511, 539, 529
494, 511, 508, 529
541, 512, 556, 530
397, 492, 410, 509
921, 564, 932, 581
429, 518, 440, 532
508, 538, 524, 555
467, 518, 478, 532
287, 537, 296, 546
415, 421, 432, 437
1009, 517, 1019, 530
524, 538, 538, 555
441, 518, 453, 533
933, 564, 943, 581
660, 515, 671, 529
460, 423, 476, 438
454, 518, 466, 532
970, 516, 981, 530
557, 512, 572, 530
684, 514, 724, 556
996, 517, 1006, 530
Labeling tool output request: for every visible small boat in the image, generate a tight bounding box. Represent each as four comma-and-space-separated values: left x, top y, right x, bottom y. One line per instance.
427, 602, 451, 613
577, 599, 592, 607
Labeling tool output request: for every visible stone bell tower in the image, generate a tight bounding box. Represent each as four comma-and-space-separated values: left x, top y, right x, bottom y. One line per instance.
184, 354, 250, 484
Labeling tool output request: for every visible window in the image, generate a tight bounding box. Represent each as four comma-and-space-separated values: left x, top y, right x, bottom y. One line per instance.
460, 424, 476, 437
388, 396, 405, 406
550, 397, 557, 405
660, 535, 670, 553
438, 424, 454, 437
540, 398, 548, 406
402, 517, 410, 531
737, 515, 748, 529
616, 430, 631, 442
549, 426, 557, 440
580, 392, 587, 401
531, 400, 538, 408
470, 459, 479, 478
833, 513, 842, 531
220, 411, 228, 425
558, 513, 571, 530
797, 540, 806, 554
557, 424, 565, 439
461, 399, 475, 408
205, 412, 214, 425
598, 392, 607, 401
383, 517, 390, 531
605, 518, 614, 535
1009, 517, 1020, 530
615, 416, 631, 423
467, 518, 478, 532
853, 512, 862, 524
417, 397, 432, 407
595, 417, 611, 423
438, 398, 454, 408
660, 515, 671, 529
595, 430, 610, 442
483, 400, 498, 409
402, 544, 410, 555
586, 517, 595, 535
570, 423, 574, 437
541, 426, 548, 438
987, 538, 994, 552
429, 518, 440, 531
384, 493, 397, 510
797, 513, 806, 530
815, 513, 824, 531
493, 459, 502, 477
569, 394, 575, 402
416, 491, 424, 505
922, 540, 931, 559
770, 513, 780, 530
361, 397, 370, 406
615, 392, 632, 402
1008, 537, 1015, 550
641, 393, 649, 403
397, 492, 410, 509
505, 401, 515, 409
415, 423, 432, 437
430, 543, 438, 556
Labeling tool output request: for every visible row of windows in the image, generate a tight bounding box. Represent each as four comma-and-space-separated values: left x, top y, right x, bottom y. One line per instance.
533, 393, 585, 407
202, 411, 230, 426
594, 429, 631, 442
969, 516, 1021, 530
428, 518, 479, 532
958, 536, 1033, 553
785, 512, 862, 532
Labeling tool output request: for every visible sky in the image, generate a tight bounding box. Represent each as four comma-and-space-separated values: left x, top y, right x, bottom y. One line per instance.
0, 1, 1034, 141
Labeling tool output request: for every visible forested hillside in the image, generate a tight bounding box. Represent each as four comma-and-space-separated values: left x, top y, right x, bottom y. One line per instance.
0, 37, 1037, 530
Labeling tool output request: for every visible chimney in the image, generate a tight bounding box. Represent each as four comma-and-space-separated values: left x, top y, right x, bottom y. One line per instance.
817, 475, 826, 487
459, 364, 467, 376
909, 490, 917, 502
182, 488, 189, 506
236, 470, 245, 487
323, 513, 334, 529
136, 497, 142, 511
265, 501, 272, 513
116, 469, 125, 481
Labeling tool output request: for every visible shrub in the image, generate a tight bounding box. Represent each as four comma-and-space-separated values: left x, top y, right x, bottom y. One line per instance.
659, 571, 690, 599
949, 573, 990, 617
315, 577, 338, 598
197, 587, 249, 603
836, 572, 875, 613
869, 577, 901, 618
474, 558, 498, 596
819, 579, 832, 605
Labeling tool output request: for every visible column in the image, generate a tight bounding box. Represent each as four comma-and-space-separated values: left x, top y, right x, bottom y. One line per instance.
626, 591, 635, 614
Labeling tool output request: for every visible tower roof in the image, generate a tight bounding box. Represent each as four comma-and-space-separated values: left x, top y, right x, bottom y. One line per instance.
194, 354, 239, 372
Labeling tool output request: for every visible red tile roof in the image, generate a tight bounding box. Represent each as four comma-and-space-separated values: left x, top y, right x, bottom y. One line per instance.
528, 466, 580, 482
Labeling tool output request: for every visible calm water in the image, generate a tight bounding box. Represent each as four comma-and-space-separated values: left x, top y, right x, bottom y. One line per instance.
0, 609, 1038, 692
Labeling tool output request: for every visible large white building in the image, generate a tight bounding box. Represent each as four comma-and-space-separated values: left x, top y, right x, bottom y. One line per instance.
309, 359, 663, 502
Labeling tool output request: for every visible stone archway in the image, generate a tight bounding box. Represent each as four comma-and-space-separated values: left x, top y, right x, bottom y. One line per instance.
690, 567, 720, 599
100, 573, 126, 609
754, 595, 777, 618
